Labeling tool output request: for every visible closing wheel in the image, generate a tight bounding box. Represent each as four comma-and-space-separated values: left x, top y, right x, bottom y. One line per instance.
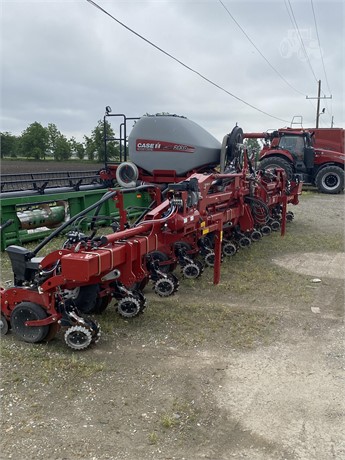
315, 166, 344, 194
11, 302, 49, 343
261, 225, 272, 236
286, 211, 294, 222
84, 318, 101, 343
238, 236, 251, 248
182, 261, 203, 279
0, 313, 9, 335
117, 296, 141, 318
204, 251, 215, 267
154, 274, 179, 297
64, 325, 92, 350
132, 290, 147, 312
250, 230, 262, 242
222, 242, 237, 257
270, 220, 281, 231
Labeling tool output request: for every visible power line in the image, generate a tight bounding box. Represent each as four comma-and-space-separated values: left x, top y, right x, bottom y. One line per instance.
286, 0, 319, 83
283, 0, 318, 116
310, 0, 332, 93
310, 0, 333, 121
86, 0, 290, 123
218, 0, 305, 96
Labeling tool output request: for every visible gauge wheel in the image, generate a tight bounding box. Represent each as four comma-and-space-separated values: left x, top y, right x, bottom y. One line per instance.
11, 302, 49, 343
147, 251, 172, 273
93, 294, 112, 315
74, 285, 100, 314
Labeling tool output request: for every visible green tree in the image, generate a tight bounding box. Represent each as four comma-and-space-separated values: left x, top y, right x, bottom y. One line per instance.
45, 123, 73, 161
244, 138, 261, 164
89, 119, 120, 163
54, 135, 72, 161
84, 135, 95, 161
0, 132, 19, 158
19, 122, 49, 160
69, 137, 85, 160
46, 123, 61, 157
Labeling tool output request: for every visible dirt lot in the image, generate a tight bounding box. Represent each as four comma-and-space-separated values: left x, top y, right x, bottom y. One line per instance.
0, 163, 344, 460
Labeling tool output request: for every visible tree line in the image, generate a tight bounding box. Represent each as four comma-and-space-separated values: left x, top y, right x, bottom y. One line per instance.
0, 120, 120, 162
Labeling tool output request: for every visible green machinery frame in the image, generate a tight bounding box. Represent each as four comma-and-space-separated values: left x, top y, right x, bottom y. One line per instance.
0, 188, 152, 251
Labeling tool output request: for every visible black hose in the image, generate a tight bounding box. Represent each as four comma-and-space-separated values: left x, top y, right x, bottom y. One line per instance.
244, 196, 270, 225
31, 184, 162, 256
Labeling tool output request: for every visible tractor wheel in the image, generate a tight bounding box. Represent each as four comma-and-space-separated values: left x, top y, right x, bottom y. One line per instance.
10, 302, 49, 343
259, 157, 293, 180
0, 313, 9, 335
315, 166, 344, 194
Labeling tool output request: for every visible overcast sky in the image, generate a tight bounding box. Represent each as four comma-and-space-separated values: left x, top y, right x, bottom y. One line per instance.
1, 0, 344, 144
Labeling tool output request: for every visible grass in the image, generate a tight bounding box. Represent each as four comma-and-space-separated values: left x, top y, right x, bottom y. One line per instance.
160, 398, 198, 430
99, 296, 278, 350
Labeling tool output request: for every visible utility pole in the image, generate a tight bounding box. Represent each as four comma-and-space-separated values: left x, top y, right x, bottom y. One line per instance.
306, 80, 332, 128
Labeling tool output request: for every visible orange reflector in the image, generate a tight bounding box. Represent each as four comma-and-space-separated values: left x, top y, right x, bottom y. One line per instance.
136, 194, 142, 198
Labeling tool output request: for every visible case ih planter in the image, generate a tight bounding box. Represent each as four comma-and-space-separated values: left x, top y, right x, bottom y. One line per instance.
0, 114, 302, 350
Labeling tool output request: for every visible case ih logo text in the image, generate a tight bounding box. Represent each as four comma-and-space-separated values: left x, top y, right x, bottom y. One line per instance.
136, 139, 195, 153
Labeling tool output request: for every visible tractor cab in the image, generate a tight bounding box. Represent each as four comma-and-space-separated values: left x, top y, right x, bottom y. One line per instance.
273, 131, 315, 171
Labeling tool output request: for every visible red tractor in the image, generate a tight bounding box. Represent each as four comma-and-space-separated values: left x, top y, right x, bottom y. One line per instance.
244, 127, 344, 194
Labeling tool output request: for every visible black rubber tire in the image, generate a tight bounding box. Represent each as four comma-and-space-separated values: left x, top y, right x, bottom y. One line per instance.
130, 277, 149, 293
10, 302, 49, 343
0, 313, 9, 335
147, 251, 172, 273
93, 295, 112, 315
226, 126, 244, 165
74, 285, 100, 314
259, 157, 294, 180
315, 166, 344, 194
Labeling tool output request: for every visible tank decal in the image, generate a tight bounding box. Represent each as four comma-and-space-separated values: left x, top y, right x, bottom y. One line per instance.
136, 139, 195, 153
